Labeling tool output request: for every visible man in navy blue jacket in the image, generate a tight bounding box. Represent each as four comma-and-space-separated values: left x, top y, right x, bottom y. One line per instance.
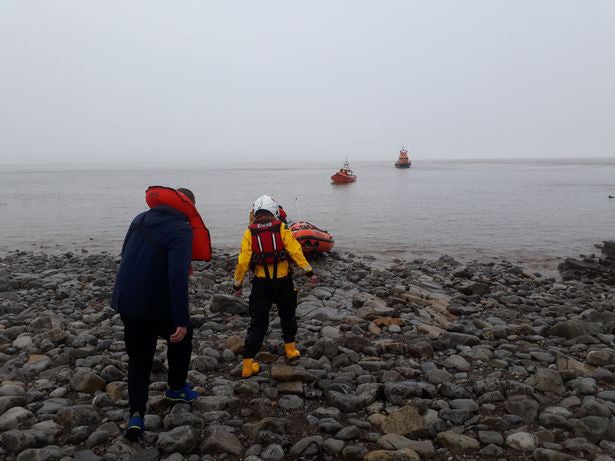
112, 187, 198, 441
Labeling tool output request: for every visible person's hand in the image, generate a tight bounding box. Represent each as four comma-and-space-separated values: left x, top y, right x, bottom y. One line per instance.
170, 327, 188, 343
308, 274, 318, 285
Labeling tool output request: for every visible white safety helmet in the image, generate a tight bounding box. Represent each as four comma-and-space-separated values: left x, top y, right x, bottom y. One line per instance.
253, 195, 279, 218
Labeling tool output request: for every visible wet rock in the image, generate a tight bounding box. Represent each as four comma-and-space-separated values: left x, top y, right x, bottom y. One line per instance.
381, 406, 427, 435
597, 390, 615, 402
100, 365, 124, 382
192, 355, 219, 372
55, 405, 100, 428
384, 381, 433, 404
406, 341, 434, 359
556, 356, 595, 376
335, 425, 360, 441
363, 449, 420, 461
504, 398, 539, 423
479, 442, 504, 457
289, 435, 323, 457
0, 430, 55, 454
506, 432, 538, 451
342, 444, 369, 460
436, 431, 480, 452
377, 434, 434, 457
459, 282, 491, 296
439, 382, 472, 399
23, 355, 52, 373
210, 294, 248, 314
16, 446, 65, 461
562, 437, 601, 455
529, 368, 565, 394
377, 434, 416, 450
425, 368, 453, 384
319, 418, 343, 434
0, 406, 35, 431
201, 425, 242, 456
270, 364, 317, 382
549, 319, 601, 339
195, 395, 239, 412
74, 450, 103, 461
572, 416, 615, 443
567, 376, 597, 395
326, 390, 373, 413
312, 338, 340, 358
261, 443, 285, 460
28, 316, 53, 333
586, 350, 613, 366
278, 394, 303, 410
277, 381, 303, 395
532, 448, 576, 461
70, 368, 106, 393
439, 408, 472, 425
323, 438, 345, 456
157, 425, 199, 454
478, 430, 504, 446
441, 354, 471, 371
85, 430, 110, 448
12, 335, 33, 349
163, 406, 204, 430
444, 332, 480, 347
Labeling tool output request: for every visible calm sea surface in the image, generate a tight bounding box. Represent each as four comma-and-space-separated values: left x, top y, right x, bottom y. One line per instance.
1, 159, 613, 270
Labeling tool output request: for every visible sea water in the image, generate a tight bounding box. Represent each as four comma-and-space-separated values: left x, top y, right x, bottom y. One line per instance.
1, 158, 613, 270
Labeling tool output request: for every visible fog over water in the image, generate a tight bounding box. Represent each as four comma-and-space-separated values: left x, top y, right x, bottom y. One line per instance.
1, 1, 615, 166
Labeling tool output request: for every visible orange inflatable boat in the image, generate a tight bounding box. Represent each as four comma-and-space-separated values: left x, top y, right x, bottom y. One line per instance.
290, 221, 335, 255
145, 186, 212, 261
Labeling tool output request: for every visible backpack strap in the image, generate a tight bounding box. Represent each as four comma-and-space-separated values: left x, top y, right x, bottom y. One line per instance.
271, 226, 279, 280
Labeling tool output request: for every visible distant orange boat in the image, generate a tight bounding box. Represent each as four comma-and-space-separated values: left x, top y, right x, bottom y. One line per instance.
331, 160, 357, 184
290, 221, 335, 254
395, 147, 411, 168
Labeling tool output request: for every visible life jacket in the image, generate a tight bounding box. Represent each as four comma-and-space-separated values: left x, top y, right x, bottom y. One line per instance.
145, 186, 212, 261
249, 219, 287, 279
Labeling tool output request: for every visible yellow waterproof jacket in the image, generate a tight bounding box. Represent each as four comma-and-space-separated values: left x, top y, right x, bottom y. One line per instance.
234, 223, 312, 285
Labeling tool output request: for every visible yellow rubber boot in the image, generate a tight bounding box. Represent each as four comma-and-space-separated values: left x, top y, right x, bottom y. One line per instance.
241, 359, 260, 378
284, 342, 301, 360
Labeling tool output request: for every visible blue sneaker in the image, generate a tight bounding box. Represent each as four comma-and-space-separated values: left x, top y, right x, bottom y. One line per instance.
125, 413, 144, 441
164, 382, 199, 402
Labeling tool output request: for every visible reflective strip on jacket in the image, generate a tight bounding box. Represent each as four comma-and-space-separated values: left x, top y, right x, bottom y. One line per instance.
234, 223, 312, 284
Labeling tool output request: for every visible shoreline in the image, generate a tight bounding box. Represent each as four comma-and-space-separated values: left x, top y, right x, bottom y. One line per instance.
0, 241, 595, 278
1, 248, 614, 460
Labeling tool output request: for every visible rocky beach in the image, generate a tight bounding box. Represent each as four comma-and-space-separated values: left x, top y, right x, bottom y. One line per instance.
1, 246, 615, 461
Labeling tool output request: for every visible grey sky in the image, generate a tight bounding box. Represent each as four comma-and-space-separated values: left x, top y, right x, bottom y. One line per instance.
1, 0, 614, 165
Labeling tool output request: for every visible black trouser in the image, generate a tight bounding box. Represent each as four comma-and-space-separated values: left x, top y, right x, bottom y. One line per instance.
122, 315, 193, 416
243, 276, 298, 359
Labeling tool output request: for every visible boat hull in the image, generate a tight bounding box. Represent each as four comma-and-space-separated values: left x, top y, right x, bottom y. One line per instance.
331, 173, 357, 183
395, 161, 411, 168
290, 222, 335, 254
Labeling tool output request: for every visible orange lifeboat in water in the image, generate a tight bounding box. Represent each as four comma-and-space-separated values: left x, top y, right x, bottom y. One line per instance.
331, 160, 357, 184
290, 221, 335, 255
395, 147, 411, 168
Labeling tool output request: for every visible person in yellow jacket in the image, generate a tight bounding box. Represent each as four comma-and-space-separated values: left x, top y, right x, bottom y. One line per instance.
233, 195, 317, 378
